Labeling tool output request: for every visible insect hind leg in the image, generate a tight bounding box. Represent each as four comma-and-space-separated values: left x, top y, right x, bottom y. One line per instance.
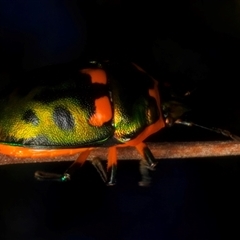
34, 149, 91, 182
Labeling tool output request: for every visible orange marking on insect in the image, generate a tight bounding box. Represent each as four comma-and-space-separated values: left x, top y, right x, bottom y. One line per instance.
59, 149, 92, 176
113, 77, 164, 148
132, 63, 161, 111
75, 149, 91, 165
135, 142, 147, 157
115, 110, 165, 148
150, 79, 161, 111
80, 69, 107, 84
89, 96, 112, 127
117, 86, 165, 147
107, 146, 117, 169
0, 143, 91, 158
149, 85, 161, 110
148, 88, 157, 100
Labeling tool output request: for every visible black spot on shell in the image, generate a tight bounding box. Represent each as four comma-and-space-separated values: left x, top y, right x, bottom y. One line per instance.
22, 109, 39, 126
23, 135, 50, 146
53, 106, 75, 131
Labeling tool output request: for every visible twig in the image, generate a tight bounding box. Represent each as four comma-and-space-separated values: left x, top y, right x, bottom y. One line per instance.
0, 141, 239, 165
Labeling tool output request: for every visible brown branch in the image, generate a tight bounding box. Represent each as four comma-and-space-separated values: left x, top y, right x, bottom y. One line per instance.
0, 141, 239, 165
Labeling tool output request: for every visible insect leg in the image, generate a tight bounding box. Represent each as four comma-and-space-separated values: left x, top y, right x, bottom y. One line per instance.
90, 157, 108, 183
107, 146, 117, 186
63, 149, 91, 180
34, 149, 91, 182
136, 142, 157, 170
139, 160, 152, 187
34, 171, 69, 181
136, 142, 157, 186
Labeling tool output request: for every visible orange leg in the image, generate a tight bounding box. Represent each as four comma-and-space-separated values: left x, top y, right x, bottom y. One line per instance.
64, 149, 91, 177
35, 149, 91, 182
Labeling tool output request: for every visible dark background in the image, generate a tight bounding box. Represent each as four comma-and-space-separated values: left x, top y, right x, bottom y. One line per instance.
1, 0, 240, 239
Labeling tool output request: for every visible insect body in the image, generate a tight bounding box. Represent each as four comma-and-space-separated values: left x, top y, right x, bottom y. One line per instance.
0, 61, 165, 185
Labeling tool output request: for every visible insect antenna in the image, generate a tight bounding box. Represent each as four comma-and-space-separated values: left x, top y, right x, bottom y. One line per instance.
174, 119, 240, 141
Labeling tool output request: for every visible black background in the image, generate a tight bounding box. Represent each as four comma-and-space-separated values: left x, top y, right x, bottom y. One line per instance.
1, 0, 240, 239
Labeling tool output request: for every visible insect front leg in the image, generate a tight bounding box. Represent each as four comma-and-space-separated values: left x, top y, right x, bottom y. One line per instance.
136, 142, 157, 186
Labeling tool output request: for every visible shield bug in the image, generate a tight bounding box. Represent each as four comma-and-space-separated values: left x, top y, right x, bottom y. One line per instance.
0, 61, 167, 186
0, 61, 238, 186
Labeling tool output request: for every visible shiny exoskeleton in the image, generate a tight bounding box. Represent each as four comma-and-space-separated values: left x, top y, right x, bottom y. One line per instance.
0, 61, 166, 185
